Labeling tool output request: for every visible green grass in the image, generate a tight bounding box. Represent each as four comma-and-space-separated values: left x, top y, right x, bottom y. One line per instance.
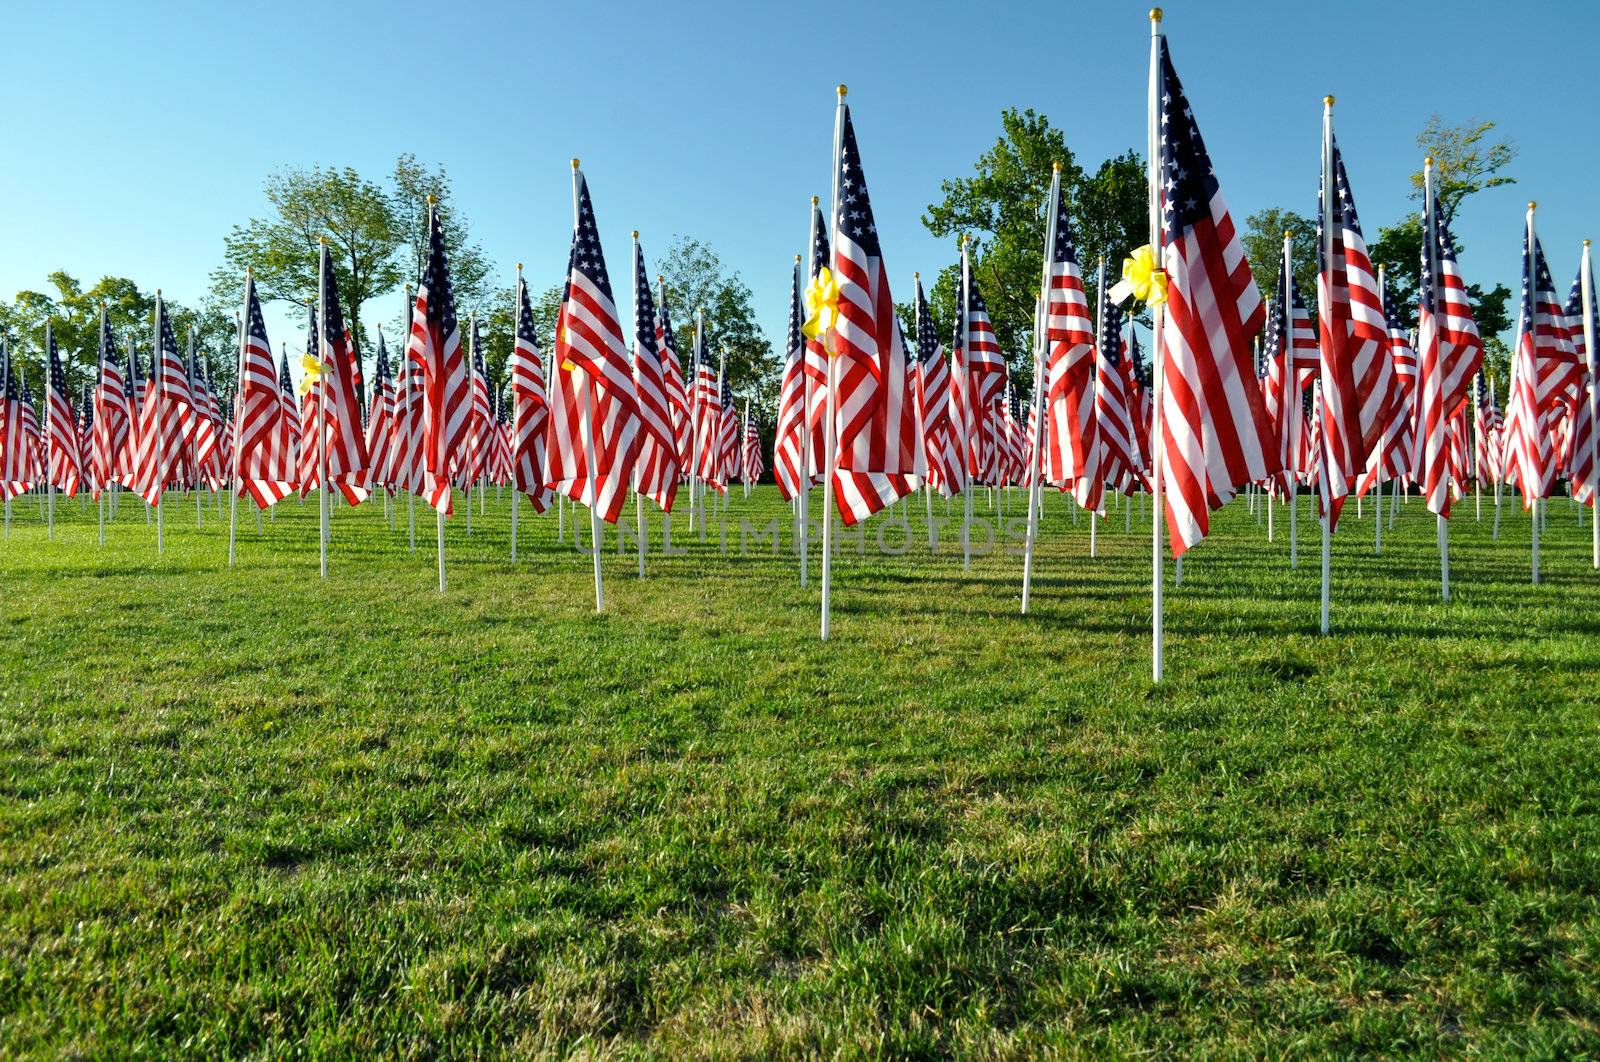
2, 484, 1598, 1057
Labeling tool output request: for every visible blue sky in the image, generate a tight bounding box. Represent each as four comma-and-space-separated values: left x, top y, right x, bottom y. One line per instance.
2, 0, 1594, 365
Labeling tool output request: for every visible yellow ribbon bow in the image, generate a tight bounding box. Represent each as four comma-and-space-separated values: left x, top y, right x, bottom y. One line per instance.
801, 266, 841, 344
1109, 244, 1167, 308
297, 352, 326, 396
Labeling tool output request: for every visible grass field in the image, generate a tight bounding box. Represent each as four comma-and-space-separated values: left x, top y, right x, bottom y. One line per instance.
2, 484, 1598, 1057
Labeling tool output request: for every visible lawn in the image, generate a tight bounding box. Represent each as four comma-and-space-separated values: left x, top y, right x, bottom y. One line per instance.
1, 484, 1597, 1057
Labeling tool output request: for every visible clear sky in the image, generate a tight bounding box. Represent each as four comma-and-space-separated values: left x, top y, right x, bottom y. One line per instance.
2, 0, 1594, 368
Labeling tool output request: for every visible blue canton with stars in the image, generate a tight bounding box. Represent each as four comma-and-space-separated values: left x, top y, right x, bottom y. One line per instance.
1157, 38, 1222, 246
915, 281, 941, 365
834, 108, 880, 258
420, 210, 458, 340
516, 280, 542, 350
633, 248, 660, 359
48, 326, 68, 398
566, 174, 616, 306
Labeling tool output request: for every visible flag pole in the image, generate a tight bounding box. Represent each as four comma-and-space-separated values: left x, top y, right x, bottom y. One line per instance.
820, 84, 846, 642
1425, 158, 1450, 600
1284, 232, 1299, 570
570, 160, 606, 612
1375, 264, 1386, 556
1527, 202, 1540, 585
45, 320, 56, 541
316, 239, 332, 579
631, 232, 647, 578
960, 235, 974, 574
1319, 97, 1337, 631
228, 274, 250, 567
152, 296, 164, 555
1473, 371, 1483, 522
658, 275, 676, 557
1147, 7, 1166, 681
187, 326, 202, 531
1022, 163, 1061, 615
1583, 239, 1599, 569
510, 268, 523, 563
798, 240, 813, 586
690, 307, 704, 542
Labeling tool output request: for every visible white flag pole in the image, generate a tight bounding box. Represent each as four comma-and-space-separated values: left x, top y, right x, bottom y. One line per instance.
316, 239, 332, 579
797, 243, 812, 586
1021, 163, 1061, 615
510, 268, 523, 563
820, 84, 846, 642
1527, 202, 1540, 586
1473, 371, 1483, 523
1147, 7, 1167, 682
150, 298, 164, 555
228, 279, 250, 567
1425, 158, 1450, 600
631, 232, 648, 579
1582, 239, 1599, 569
960, 235, 975, 574
44, 321, 56, 541
569, 161, 605, 612
1374, 265, 1386, 556
689, 308, 705, 542
1319, 97, 1337, 632
421, 203, 447, 592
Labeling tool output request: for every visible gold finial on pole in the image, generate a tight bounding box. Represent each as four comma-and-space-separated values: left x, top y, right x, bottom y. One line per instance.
632, 230, 639, 239
1529, 201, 1538, 211
570, 158, 580, 170
1324, 95, 1335, 107
427, 194, 436, 205
837, 84, 847, 98
1149, 7, 1163, 22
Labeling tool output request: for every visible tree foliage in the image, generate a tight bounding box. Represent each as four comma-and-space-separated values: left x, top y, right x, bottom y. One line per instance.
919, 110, 1148, 395
1410, 116, 1517, 228
658, 237, 776, 415
1241, 208, 1319, 309
0, 273, 230, 405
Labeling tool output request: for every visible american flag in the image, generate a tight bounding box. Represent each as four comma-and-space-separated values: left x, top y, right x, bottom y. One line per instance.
387, 339, 424, 497
407, 206, 471, 515
1155, 36, 1276, 555
78, 387, 98, 496
718, 375, 741, 484
91, 312, 131, 500
1124, 328, 1152, 481
914, 278, 961, 497
1358, 280, 1420, 495
296, 307, 321, 497
1040, 186, 1096, 496
132, 296, 194, 506
316, 243, 371, 505
459, 317, 494, 488
804, 202, 832, 460
546, 168, 641, 523
364, 328, 398, 495
1564, 260, 1597, 505
188, 339, 225, 491
999, 388, 1023, 486
1095, 297, 1144, 495
827, 105, 923, 522
233, 276, 291, 507
1504, 224, 1571, 508
742, 404, 763, 482
1417, 206, 1487, 516
508, 273, 552, 513
654, 282, 693, 477
773, 257, 812, 501
957, 265, 1005, 487
2, 342, 41, 497
1315, 130, 1391, 528
486, 388, 514, 486
277, 345, 302, 494
629, 241, 680, 511
691, 325, 723, 490
45, 324, 84, 497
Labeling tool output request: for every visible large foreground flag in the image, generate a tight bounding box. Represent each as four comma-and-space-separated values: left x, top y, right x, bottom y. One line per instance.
45, 324, 85, 497
546, 166, 641, 523
1154, 36, 1276, 555
407, 206, 470, 515
629, 238, 680, 511
317, 242, 371, 505
1041, 186, 1097, 495
508, 271, 553, 513
827, 104, 922, 523
233, 274, 292, 507
1504, 215, 1572, 507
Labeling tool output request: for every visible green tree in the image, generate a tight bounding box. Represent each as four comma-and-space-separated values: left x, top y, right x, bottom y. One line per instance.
1411, 116, 1517, 227
391, 154, 492, 313
920, 109, 1149, 395
658, 237, 775, 413
1241, 208, 1319, 308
